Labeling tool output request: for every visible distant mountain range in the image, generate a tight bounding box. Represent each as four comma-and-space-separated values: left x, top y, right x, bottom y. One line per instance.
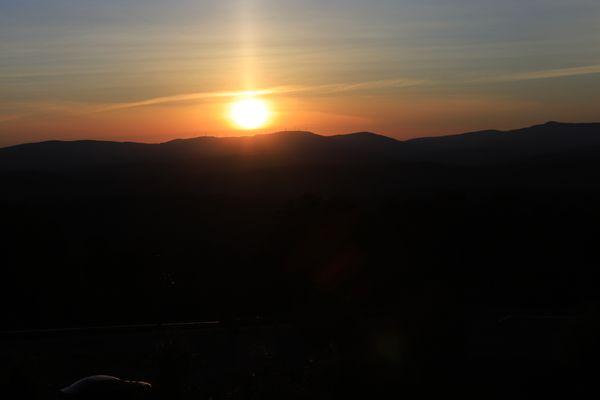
1, 122, 599, 171
2, 121, 600, 333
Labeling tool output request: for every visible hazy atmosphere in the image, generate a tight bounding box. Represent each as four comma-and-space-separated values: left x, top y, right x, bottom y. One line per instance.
1, 0, 600, 146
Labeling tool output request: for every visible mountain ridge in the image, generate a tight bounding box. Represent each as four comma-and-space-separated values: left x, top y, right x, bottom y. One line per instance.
4, 121, 599, 150
1, 122, 599, 170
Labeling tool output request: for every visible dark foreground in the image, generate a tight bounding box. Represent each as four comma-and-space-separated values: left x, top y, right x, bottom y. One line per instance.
1, 122, 600, 398
2, 313, 596, 399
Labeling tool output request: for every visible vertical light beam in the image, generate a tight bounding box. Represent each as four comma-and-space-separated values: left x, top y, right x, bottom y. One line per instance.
239, 0, 259, 91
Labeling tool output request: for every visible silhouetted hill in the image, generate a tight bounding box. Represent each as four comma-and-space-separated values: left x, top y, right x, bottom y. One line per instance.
0, 139, 155, 170
1, 121, 600, 327
2, 119, 600, 399
1, 122, 599, 171
404, 121, 600, 163
0, 130, 403, 171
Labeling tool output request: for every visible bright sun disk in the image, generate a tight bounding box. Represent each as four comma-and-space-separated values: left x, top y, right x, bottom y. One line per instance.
229, 97, 270, 130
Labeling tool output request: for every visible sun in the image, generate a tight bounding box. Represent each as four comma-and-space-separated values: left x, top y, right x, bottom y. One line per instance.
229, 97, 271, 130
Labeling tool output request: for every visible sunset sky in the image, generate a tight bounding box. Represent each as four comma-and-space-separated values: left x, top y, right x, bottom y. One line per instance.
1, 0, 600, 146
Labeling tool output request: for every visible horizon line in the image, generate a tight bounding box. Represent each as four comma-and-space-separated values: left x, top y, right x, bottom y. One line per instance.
2, 120, 597, 149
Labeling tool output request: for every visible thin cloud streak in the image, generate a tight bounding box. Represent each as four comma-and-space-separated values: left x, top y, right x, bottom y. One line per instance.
473, 64, 600, 83
96, 78, 425, 113
96, 89, 276, 113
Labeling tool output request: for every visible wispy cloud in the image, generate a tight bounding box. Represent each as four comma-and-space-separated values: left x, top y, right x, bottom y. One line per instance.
95, 89, 275, 113
284, 78, 426, 95
0, 78, 426, 120
96, 78, 425, 113
473, 64, 600, 83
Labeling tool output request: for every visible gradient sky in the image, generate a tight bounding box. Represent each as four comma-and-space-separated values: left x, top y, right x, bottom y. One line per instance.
1, 0, 600, 146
